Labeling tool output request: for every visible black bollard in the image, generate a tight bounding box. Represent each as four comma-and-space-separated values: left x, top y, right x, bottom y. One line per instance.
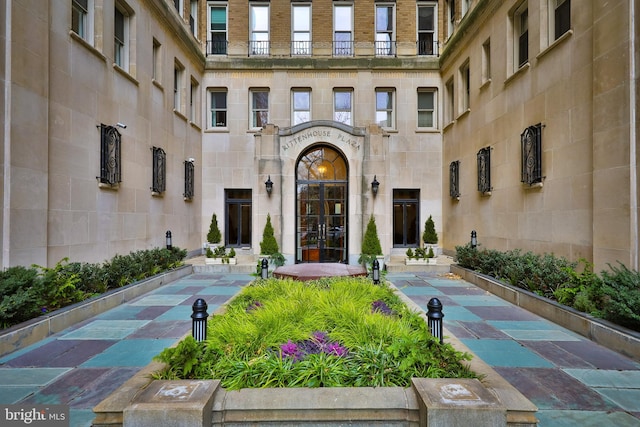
427, 297, 444, 344
166, 230, 173, 250
191, 298, 208, 342
372, 258, 380, 284
261, 258, 269, 279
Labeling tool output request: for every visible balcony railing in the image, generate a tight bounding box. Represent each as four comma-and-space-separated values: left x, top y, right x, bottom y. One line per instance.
291, 41, 312, 56
375, 41, 396, 57
333, 40, 353, 57
417, 39, 439, 56
207, 39, 228, 55
249, 40, 270, 56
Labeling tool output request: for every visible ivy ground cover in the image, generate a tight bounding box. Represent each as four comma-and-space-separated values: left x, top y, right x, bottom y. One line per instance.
154, 277, 476, 389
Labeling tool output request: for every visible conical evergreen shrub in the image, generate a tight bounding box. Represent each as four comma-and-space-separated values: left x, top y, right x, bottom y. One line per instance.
260, 214, 279, 255
423, 215, 438, 245
207, 213, 222, 244
360, 215, 382, 263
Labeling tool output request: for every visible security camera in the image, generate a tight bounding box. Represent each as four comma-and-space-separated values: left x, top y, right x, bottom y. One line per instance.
116, 122, 127, 129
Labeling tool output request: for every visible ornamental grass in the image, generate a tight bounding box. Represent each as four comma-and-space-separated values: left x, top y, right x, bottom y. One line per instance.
154, 276, 476, 389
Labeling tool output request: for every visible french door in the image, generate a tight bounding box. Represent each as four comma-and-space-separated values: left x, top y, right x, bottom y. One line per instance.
296, 145, 348, 263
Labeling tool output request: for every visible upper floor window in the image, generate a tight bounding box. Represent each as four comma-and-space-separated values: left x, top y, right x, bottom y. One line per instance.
481, 39, 491, 84
417, 3, 437, 55
208, 4, 227, 54
210, 89, 227, 128
462, 0, 470, 17
250, 4, 270, 56
375, 4, 395, 56
334, 89, 353, 126
114, 3, 129, 69
72, 0, 93, 43
152, 39, 162, 83
552, 0, 570, 40
514, 2, 528, 69
459, 60, 470, 112
174, 60, 184, 112
446, 0, 455, 38
190, 0, 199, 38
375, 89, 395, 129
174, 0, 183, 16
417, 89, 436, 129
445, 78, 454, 124
334, 4, 353, 56
292, 89, 311, 126
292, 4, 311, 56
251, 89, 269, 129
190, 78, 199, 123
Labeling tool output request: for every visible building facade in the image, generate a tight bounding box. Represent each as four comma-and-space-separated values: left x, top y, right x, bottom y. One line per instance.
1, 0, 638, 272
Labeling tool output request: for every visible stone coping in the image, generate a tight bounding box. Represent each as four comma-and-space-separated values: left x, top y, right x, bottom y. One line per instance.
93, 279, 537, 427
0, 265, 193, 358
451, 264, 640, 362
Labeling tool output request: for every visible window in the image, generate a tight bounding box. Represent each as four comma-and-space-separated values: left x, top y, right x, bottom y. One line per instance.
513, 2, 528, 69
173, 0, 183, 16
477, 147, 492, 194
375, 89, 395, 129
334, 89, 353, 125
449, 161, 460, 199
190, 78, 199, 123
174, 60, 184, 112
209, 89, 227, 128
417, 89, 436, 128
334, 4, 353, 56
446, 0, 455, 38
292, 89, 311, 126
190, 0, 198, 38
184, 160, 195, 201
459, 61, 470, 112
462, 0, 470, 17
552, 0, 570, 40
251, 89, 269, 128
208, 4, 227, 54
417, 3, 437, 55
375, 4, 395, 56
114, 3, 129, 69
521, 124, 543, 186
72, 0, 93, 43
445, 78, 454, 124
98, 124, 122, 187
151, 147, 166, 195
292, 4, 311, 55
393, 189, 420, 247
481, 39, 491, 83
226, 189, 252, 247
250, 4, 270, 55
152, 39, 161, 82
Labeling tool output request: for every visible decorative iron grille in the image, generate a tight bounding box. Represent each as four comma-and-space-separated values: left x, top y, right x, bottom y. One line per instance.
449, 160, 460, 199
98, 124, 121, 186
184, 160, 194, 200
477, 147, 492, 194
151, 146, 166, 194
521, 124, 543, 186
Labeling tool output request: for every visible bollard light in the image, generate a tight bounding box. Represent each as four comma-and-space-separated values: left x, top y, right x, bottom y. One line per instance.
372, 258, 380, 284
261, 258, 269, 279
166, 230, 172, 250
427, 297, 444, 344
191, 298, 209, 342
470, 230, 477, 249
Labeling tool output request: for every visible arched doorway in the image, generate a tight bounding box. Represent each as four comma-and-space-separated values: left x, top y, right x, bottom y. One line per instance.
296, 145, 348, 263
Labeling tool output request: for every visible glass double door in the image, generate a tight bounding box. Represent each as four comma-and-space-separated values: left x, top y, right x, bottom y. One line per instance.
297, 182, 346, 263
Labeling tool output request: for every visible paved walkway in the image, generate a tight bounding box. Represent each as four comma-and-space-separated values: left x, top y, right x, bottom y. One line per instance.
0, 270, 638, 426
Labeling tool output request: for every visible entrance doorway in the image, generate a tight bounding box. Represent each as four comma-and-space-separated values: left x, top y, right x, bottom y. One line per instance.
296, 145, 348, 263
393, 189, 419, 247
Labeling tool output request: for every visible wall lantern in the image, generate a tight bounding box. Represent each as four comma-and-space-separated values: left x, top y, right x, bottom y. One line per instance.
166, 230, 172, 250
471, 230, 477, 249
371, 175, 380, 197
265, 175, 273, 196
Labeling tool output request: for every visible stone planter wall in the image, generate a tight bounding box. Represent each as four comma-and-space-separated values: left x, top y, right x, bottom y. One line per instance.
451, 264, 640, 362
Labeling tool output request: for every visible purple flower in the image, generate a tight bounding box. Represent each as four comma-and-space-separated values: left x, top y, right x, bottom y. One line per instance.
326, 342, 348, 357
246, 301, 263, 313
41, 307, 48, 313
278, 331, 349, 361
371, 300, 393, 315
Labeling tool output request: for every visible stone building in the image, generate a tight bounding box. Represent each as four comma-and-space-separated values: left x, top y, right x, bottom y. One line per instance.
0, 0, 637, 272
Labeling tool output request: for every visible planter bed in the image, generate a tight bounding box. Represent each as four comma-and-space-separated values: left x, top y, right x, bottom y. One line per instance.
0, 265, 193, 358
451, 264, 640, 362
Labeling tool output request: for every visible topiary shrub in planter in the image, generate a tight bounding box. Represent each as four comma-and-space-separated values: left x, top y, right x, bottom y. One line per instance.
259, 214, 285, 267
207, 213, 222, 245
423, 215, 438, 245
359, 215, 383, 268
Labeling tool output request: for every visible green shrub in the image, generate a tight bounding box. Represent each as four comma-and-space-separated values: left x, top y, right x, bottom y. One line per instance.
0, 266, 44, 326
207, 213, 222, 244
359, 215, 382, 266
423, 215, 438, 245
595, 263, 640, 330
260, 214, 279, 255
